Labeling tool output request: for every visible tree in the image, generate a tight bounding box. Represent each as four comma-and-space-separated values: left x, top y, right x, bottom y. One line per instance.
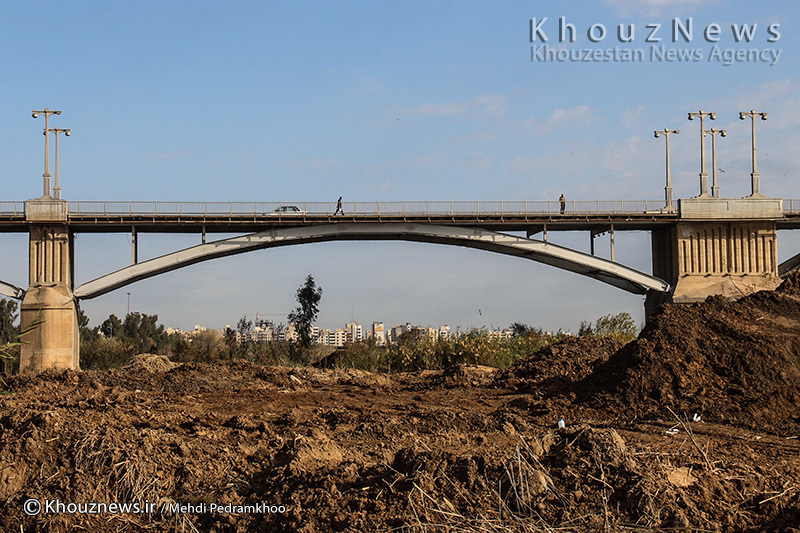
593, 312, 637, 341
510, 322, 542, 337
100, 314, 123, 338
236, 316, 253, 338
0, 299, 20, 373
287, 275, 322, 348
0, 299, 18, 345
580, 312, 638, 343
116, 312, 171, 353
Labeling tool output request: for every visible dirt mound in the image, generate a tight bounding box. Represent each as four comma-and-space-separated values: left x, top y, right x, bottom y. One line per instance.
123, 353, 177, 373
498, 336, 623, 394
576, 275, 800, 436
4, 280, 800, 530
0, 355, 799, 532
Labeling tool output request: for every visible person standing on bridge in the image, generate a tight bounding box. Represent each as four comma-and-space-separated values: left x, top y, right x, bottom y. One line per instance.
334, 196, 344, 216
559, 194, 566, 215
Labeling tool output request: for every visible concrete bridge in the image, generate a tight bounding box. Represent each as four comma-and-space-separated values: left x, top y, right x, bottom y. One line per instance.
2, 192, 798, 374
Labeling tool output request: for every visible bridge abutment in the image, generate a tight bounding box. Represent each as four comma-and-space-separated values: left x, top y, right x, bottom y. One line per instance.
19, 199, 79, 374
647, 198, 783, 315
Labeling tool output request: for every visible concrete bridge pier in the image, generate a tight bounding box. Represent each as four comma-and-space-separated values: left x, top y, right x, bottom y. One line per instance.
19, 199, 79, 374
646, 197, 783, 316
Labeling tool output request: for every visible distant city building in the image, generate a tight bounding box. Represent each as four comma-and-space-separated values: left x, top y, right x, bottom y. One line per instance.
390, 323, 412, 344
318, 328, 347, 347
225, 314, 512, 348
488, 328, 514, 340
345, 322, 362, 343
372, 322, 386, 346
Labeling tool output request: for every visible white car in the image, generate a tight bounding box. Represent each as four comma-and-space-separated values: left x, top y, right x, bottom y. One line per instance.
269, 206, 307, 215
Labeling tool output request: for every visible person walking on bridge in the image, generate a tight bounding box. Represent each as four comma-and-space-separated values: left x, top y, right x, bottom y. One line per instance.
334, 196, 344, 216
559, 193, 566, 215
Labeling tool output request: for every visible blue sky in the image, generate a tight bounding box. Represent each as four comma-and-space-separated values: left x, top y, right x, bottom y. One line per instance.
1, 1, 799, 333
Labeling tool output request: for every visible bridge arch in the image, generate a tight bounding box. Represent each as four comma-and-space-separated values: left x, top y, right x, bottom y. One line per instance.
0, 280, 25, 299
73, 223, 669, 300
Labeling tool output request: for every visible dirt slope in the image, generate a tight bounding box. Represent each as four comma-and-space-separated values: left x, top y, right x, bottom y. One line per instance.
576, 276, 800, 436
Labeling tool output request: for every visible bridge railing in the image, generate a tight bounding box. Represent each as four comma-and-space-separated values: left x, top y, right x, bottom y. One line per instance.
66, 200, 666, 217
785, 199, 800, 213
0, 202, 25, 216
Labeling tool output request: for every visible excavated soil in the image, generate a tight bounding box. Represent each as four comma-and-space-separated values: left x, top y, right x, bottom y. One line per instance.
2, 278, 800, 532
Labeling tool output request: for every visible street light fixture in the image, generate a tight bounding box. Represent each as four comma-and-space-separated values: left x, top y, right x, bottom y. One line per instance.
704, 128, 726, 198
654, 128, 679, 211
32, 108, 62, 197
48, 127, 71, 200
688, 110, 716, 197
739, 110, 768, 197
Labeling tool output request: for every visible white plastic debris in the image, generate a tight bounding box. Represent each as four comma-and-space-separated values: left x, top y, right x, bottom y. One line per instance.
692, 413, 702, 422
557, 418, 565, 429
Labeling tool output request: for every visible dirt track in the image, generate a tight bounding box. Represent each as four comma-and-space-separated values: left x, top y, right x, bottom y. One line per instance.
2, 278, 800, 532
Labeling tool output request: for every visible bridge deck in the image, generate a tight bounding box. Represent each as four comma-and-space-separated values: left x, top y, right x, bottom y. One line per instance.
0, 200, 675, 232
2, 199, 800, 232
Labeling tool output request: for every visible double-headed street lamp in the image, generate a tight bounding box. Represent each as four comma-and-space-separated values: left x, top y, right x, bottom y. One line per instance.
32, 108, 62, 197
739, 110, 768, 197
654, 128, 679, 211
704, 128, 726, 198
48, 128, 71, 200
688, 110, 716, 197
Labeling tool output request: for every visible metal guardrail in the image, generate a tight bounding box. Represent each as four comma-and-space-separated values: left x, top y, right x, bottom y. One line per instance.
62, 200, 667, 217
0, 199, 797, 217
0, 202, 25, 216
784, 199, 800, 213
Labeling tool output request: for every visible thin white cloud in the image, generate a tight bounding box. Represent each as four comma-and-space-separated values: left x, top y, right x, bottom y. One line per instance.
523, 105, 594, 135
455, 133, 498, 143
356, 77, 382, 94
621, 106, 645, 128
154, 151, 191, 160
405, 152, 450, 170
457, 151, 494, 171
403, 102, 472, 117
546, 105, 591, 127
604, 0, 718, 16
397, 94, 508, 118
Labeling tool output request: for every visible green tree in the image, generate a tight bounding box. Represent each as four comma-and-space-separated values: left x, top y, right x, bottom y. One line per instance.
100, 314, 123, 337
0, 299, 20, 373
510, 322, 543, 336
173, 330, 226, 363
580, 312, 638, 343
84, 312, 177, 368
287, 275, 322, 348
236, 316, 253, 337
0, 299, 18, 346
122, 312, 168, 353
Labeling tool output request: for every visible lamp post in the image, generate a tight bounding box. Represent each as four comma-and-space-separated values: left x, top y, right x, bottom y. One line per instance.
654, 128, 679, 211
688, 110, 716, 197
704, 128, 726, 198
739, 110, 768, 197
32, 108, 62, 197
48, 127, 71, 200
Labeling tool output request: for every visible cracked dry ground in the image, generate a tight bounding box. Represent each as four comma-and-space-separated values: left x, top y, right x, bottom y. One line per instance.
3, 276, 800, 532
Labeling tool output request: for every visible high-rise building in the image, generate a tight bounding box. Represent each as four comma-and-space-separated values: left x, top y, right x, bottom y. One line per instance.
345, 322, 362, 343
372, 322, 386, 346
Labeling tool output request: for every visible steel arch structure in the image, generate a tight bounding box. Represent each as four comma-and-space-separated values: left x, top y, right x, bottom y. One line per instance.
73, 223, 670, 300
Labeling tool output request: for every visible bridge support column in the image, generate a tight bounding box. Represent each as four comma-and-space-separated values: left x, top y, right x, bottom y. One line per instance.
19, 199, 79, 374
647, 220, 781, 315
